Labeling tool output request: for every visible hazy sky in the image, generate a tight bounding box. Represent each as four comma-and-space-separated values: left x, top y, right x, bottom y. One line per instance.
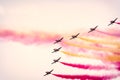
0, 0, 120, 80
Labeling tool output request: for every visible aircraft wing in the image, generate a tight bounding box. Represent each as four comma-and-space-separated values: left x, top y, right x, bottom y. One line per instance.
60, 37, 63, 40
52, 51, 55, 53
108, 23, 113, 26
114, 18, 118, 21
50, 69, 54, 73
59, 47, 62, 50
44, 73, 48, 76
54, 40, 59, 44
95, 26, 98, 29
51, 61, 56, 64
58, 57, 61, 60
54, 41, 57, 44
70, 37, 73, 40
51, 62, 55, 64
88, 30, 92, 33
76, 33, 80, 36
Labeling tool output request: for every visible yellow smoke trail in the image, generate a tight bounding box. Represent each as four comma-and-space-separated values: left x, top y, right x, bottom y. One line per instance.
61, 51, 120, 62
61, 51, 99, 60
79, 37, 120, 46
64, 41, 120, 53
105, 55, 120, 62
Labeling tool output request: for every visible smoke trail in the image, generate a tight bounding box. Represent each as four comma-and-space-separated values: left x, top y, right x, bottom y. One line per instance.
52, 74, 116, 80
106, 55, 120, 62
0, 29, 60, 45
113, 62, 120, 71
79, 37, 120, 46
115, 22, 120, 24
96, 30, 120, 37
64, 41, 120, 53
60, 62, 112, 70
61, 51, 99, 60
61, 51, 120, 62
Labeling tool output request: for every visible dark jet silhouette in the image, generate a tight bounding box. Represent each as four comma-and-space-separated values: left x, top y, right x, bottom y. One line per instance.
88, 26, 98, 33
70, 33, 80, 40
54, 37, 63, 44
108, 18, 118, 26
52, 47, 62, 53
44, 69, 54, 76
51, 57, 61, 64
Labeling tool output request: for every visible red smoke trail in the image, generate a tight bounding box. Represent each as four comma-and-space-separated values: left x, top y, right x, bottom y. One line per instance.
115, 22, 120, 24
96, 30, 120, 37
60, 62, 112, 70
113, 62, 120, 71
52, 74, 116, 80
0, 29, 60, 45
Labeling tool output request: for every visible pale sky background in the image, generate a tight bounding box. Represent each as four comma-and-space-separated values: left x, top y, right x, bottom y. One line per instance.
0, 0, 120, 80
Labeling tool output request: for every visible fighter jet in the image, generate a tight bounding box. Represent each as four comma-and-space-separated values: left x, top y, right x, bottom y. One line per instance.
44, 69, 54, 76
70, 33, 80, 40
54, 37, 63, 44
88, 26, 98, 33
108, 18, 118, 26
51, 57, 61, 64
52, 47, 62, 53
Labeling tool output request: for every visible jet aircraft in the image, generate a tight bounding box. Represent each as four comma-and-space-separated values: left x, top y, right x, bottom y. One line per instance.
44, 69, 54, 76
70, 33, 80, 40
52, 47, 62, 53
108, 18, 118, 26
51, 57, 61, 64
54, 37, 63, 44
88, 26, 98, 33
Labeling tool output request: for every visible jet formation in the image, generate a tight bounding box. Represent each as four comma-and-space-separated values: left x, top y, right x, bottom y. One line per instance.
44, 18, 119, 77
